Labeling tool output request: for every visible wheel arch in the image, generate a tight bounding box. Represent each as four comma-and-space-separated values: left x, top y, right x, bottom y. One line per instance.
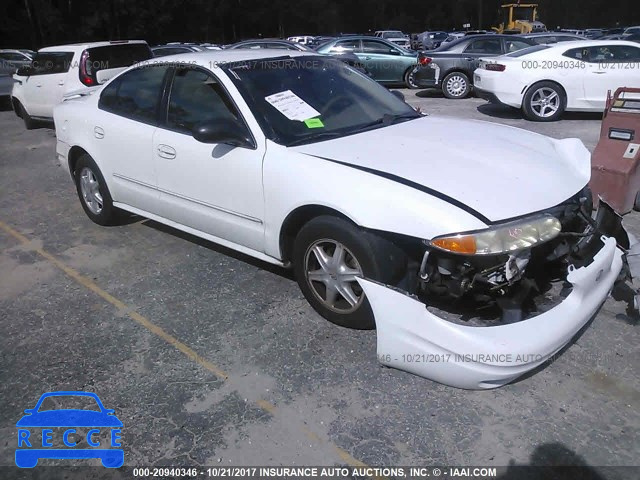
279, 204, 357, 264
67, 145, 91, 178
524, 79, 568, 104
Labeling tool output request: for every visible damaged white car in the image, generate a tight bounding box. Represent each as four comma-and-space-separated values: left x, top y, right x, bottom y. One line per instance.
54, 51, 631, 389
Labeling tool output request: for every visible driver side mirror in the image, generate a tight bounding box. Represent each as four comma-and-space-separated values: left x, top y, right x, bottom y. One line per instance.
192, 118, 255, 149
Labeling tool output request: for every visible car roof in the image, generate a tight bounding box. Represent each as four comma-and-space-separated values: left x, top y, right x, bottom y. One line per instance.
138, 49, 318, 68
39, 40, 147, 53
541, 39, 640, 48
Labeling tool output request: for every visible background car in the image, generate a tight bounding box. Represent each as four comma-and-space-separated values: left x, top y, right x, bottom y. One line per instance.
228, 39, 369, 75
11, 40, 152, 129
624, 26, 640, 35
152, 43, 205, 57
474, 40, 640, 121
520, 32, 585, 44
412, 34, 536, 98
0, 49, 33, 69
316, 36, 418, 87
413, 31, 448, 50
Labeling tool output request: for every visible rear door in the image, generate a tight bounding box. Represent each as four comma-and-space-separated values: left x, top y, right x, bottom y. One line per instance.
20, 51, 74, 117
94, 64, 170, 212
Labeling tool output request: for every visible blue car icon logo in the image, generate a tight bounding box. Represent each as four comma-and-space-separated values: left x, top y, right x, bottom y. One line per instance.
16, 391, 123, 468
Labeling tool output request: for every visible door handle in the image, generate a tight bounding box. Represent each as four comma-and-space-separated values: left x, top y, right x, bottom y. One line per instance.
364, 56, 372, 60
465, 57, 474, 61
157, 144, 176, 159
94, 126, 105, 139
593, 71, 607, 74
58, 81, 65, 86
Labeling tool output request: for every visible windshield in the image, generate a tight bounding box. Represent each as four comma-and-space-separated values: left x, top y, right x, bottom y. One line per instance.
224, 56, 420, 146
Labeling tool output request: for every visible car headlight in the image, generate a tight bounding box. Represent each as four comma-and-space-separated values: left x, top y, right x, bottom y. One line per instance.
429, 214, 562, 255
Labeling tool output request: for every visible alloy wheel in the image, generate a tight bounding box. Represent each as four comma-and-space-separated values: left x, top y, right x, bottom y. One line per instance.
530, 87, 560, 118
79, 167, 103, 215
304, 239, 364, 313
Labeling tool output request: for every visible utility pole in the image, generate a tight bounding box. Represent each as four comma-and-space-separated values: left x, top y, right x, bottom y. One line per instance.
478, 0, 483, 29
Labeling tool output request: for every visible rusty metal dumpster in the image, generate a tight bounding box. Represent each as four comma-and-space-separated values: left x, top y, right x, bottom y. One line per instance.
590, 87, 640, 214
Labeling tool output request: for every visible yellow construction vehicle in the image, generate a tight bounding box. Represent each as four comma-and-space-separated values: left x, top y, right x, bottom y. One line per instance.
493, 3, 546, 34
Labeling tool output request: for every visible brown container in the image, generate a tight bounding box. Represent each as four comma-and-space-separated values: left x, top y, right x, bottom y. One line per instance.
590, 87, 640, 214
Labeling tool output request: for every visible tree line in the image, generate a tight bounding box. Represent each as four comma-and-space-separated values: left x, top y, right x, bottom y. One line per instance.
1, 0, 638, 49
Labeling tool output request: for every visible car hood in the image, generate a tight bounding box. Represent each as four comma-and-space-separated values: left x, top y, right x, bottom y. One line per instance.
16, 410, 123, 427
292, 116, 590, 223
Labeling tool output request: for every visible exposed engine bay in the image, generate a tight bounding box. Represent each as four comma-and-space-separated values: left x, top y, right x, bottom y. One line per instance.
410, 189, 632, 324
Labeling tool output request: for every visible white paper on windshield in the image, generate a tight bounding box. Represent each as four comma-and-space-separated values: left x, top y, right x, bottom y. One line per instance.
265, 90, 320, 121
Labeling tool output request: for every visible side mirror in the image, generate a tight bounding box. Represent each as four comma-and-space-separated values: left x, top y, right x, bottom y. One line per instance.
391, 90, 405, 101
192, 119, 254, 149
16, 65, 33, 76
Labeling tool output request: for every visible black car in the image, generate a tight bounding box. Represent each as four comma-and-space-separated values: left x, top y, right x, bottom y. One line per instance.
412, 34, 536, 98
520, 32, 585, 44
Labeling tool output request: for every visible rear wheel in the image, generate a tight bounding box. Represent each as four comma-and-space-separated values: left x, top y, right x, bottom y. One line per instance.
74, 154, 119, 226
404, 67, 419, 89
522, 81, 566, 122
293, 215, 406, 329
442, 72, 470, 99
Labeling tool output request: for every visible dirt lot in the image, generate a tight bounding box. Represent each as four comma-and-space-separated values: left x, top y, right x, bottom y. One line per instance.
0, 91, 638, 479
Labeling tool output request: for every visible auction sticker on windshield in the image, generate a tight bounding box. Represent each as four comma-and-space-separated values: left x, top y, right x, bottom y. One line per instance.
265, 90, 320, 121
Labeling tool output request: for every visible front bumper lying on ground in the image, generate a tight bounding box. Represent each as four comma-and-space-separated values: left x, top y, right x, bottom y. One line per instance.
358, 236, 623, 390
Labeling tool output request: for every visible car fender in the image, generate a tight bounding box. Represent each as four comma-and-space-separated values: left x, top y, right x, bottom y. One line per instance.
262, 141, 488, 260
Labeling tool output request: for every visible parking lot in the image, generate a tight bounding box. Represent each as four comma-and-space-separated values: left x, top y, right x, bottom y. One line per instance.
0, 91, 638, 477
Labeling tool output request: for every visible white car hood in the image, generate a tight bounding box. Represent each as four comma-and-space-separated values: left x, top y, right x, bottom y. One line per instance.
293, 116, 590, 223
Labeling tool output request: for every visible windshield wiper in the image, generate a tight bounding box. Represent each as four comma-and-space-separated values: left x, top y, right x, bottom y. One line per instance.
287, 131, 349, 147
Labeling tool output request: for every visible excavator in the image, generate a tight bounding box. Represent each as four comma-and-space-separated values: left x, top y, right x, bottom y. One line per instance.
492, 3, 546, 34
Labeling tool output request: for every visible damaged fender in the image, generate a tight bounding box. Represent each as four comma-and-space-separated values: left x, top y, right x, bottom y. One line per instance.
358, 236, 623, 390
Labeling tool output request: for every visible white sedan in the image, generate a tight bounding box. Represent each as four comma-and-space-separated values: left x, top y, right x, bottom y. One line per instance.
474, 40, 640, 121
54, 50, 628, 389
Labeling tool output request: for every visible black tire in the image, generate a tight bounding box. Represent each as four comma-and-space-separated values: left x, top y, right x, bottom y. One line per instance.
74, 154, 119, 226
292, 215, 406, 330
404, 67, 419, 89
634, 191, 640, 212
522, 81, 566, 122
18, 102, 35, 129
441, 71, 470, 99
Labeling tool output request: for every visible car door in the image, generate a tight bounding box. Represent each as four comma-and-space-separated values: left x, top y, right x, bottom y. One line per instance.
153, 66, 265, 251
94, 64, 170, 213
461, 38, 503, 75
583, 44, 640, 108
20, 52, 74, 117
359, 39, 406, 82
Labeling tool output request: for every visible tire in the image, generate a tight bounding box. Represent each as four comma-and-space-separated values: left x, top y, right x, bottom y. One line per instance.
634, 191, 640, 212
404, 67, 419, 89
522, 81, 566, 122
292, 215, 406, 330
18, 102, 35, 129
441, 71, 470, 99
74, 154, 119, 226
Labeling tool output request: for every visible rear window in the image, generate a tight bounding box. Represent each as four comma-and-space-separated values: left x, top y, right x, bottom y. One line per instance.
30, 52, 74, 75
86, 43, 152, 77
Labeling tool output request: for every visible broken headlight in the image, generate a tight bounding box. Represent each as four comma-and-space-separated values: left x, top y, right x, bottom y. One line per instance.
429, 214, 562, 255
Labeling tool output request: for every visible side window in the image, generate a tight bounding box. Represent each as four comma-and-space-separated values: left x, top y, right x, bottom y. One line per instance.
362, 40, 393, 54
98, 65, 168, 124
603, 45, 640, 62
30, 52, 74, 75
464, 39, 502, 54
166, 68, 240, 135
505, 40, 532, 53
331, 39, 360, 52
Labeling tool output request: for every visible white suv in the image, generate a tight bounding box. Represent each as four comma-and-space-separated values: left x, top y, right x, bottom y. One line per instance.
11, 40, 151, 129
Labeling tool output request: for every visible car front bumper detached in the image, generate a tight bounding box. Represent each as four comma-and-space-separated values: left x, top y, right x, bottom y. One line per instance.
359, 201, 633, 389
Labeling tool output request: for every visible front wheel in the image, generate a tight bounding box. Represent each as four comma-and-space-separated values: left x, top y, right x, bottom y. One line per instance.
293, 215, 406, 329
442, 72, 470, 99
522, 81, 566, 122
